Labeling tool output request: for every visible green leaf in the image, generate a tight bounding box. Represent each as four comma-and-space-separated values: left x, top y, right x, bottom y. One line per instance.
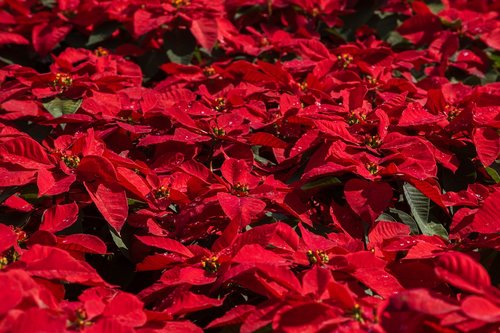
376, 212, 397, 222
301, 177, 342, 190
403, 183, 448, 238
389, 208, 419, 234
428, 3, 444, 14
252, 146, 276, 166
109, 227, 129, 258
87, 22, 120, 46
43, 98, 82, 118
40, 0, 56, 8
486, 166, 500, 183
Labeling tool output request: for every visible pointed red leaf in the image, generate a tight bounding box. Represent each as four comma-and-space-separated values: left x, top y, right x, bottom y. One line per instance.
435, 252, 491, 294
32, 23, 72, 55
249, 132, 288, 149
461, 296, 500, 323
84, 181, 128, 234
20, 245, 108, 286
345, 179, 393, 223
190, 18, 218, 51
473, 127, 500, 167
0, 224, 17, 254
217, 192, 266, 227
102, 292, 147, 327
40, 202, 79, 233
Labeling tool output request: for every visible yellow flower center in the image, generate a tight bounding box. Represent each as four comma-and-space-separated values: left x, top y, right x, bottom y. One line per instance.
214, 97, 226, 112
172, 0, 190, 8
337, 53, 353, 68
201, 256, 220, 273
232, 182, 249, 196
94, 47, 109, 57
364, 135, 381, 148
306, 249, 329, 265
445, 104, 462, 121
365, 162, 379, 175
154, 186, 170, 199
52, 73, 73, 90
61, 154, 80, 169
203, 66, 216, 77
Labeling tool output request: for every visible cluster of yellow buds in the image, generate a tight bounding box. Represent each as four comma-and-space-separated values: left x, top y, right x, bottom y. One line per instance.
0, 257, 8, 269
445, 104, 462, 121
365, 162, 379, 175
203, 66, 216, 77
201, 256, 220, 273
364, 135, 381, 148
154, 186, 170, 199
172, 0, 190, 8
352, 304, 364, 323
94, 47, 109, 57
299, 81, 308, 91
214, 97, 226, 112
74, 308, 92, 328
212, 127, 226, 137
232, 182, 249, 196
52, 73, 73, 91
61, 154, 80, 169
306, 249, 329, 265
337, 53, 353, 68
367, 75, 378, 86
347, 110, 367, 125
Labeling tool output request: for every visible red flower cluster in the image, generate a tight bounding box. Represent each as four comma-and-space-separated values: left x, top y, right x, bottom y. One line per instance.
0, 0, 499, 332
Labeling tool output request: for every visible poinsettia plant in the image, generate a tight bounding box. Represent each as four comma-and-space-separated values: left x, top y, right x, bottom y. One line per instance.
0, 0, 499, 332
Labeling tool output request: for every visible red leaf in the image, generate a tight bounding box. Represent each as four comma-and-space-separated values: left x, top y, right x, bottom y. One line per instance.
78, 155, 118, 184
166, 290, 223, 316
81, 318, 134, 333
398, 14, 442, 45
32, 23, 72, 55
0, 271, 23, 314
37, 168, 76, 197
220, 158, 258, 188
368, 221, 411, 248
471, 187, 500, 234
387, 289, 459, 315
20, 245, 108, 286
0, 166, 36, 186
0, 224, 17, 254
314, 119, 359, 143
136, 235, 193, 257
0, 137, 52, 169
9, 308, 67, 333
344, 179, 393, 223
435, 252, 491, 294
473, 127, 500, 167
274, 302, 339, 333
160, 266, 216, 286
40, 202, 79, 233
217, 192, 266, 227
461, 296, 500, 322
249, 132, 288, 149
398, 102, 445, 127
0, 32, 29, 45
206, 305, 255, 329
84, 181, 128, 234
190, 18, 218, 51
102, 292, 147, 327
58, 234, 107, 254
232, 244, 288, 266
